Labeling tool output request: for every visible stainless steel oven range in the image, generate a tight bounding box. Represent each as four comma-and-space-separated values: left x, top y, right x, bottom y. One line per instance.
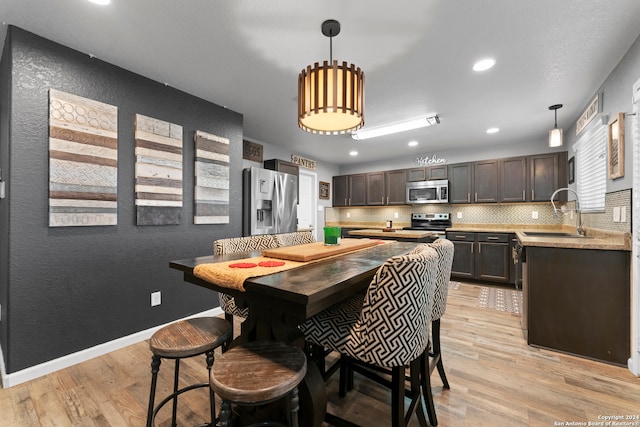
403, 212, 451, 238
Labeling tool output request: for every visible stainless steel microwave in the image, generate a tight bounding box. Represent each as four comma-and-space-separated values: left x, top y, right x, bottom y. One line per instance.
406, 179, 448, 204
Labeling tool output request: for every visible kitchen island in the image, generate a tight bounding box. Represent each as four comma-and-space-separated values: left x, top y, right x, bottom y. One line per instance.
516, 228, 631, 365
348, 228, 438, 243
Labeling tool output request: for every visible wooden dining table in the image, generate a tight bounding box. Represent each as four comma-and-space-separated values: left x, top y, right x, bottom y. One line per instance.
170, 240, 420, 427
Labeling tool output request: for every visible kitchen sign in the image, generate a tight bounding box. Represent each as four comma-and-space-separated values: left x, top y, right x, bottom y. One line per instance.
291, 154, 316, 170
576, 94, 601, 135
414, 154, 447, 166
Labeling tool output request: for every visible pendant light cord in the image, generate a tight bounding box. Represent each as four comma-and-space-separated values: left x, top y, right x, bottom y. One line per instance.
329, 31, 333, 63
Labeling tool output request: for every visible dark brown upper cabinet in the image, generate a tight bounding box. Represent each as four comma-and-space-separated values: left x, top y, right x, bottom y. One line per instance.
500, 156, 528, 203
473, 159, 499, 203
449, 163, 473, 204
530, 152, 567, 202
333, 174, 366, 207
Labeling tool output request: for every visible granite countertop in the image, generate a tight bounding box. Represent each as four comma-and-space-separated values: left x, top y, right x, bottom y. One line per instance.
348, 228, 436, 239
514, 229, 631, 251
446, 223, 630, 251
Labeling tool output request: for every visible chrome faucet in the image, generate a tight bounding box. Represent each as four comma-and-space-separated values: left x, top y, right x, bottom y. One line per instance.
550, 187, 584, 235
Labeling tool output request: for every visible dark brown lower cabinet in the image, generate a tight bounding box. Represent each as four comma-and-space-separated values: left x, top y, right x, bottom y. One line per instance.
526, 246, 630, 365
477, 234, 510, 282
447, 232, 511, 283
447, 232, 475, 279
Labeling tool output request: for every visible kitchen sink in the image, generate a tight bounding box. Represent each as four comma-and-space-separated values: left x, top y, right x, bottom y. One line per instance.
522, 231, 590, 238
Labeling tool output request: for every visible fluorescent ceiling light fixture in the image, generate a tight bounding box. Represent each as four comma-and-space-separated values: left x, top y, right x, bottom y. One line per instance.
408, 141, 418, 147
351, 115, 439, 140
349, 150, 358, 156
88, 0, 111, 5
473, 58, 496, 72
486, 127, 500, 134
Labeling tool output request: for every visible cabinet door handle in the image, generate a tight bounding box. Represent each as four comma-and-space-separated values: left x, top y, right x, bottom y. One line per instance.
487, 236, 499, 240
531, 190, 534, 200
471, 243, 474, 254
475, 192, 478, 202
467, 193, 470, 203
478, 242, 482, 253
382, 197, 385, 204
455, 235, 467, 239
348, 198, 351, 205
522, 190, 525, 200
386, 196, 389, 204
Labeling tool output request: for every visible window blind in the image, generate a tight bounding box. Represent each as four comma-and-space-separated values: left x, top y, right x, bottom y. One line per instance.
572, 118, 606, 212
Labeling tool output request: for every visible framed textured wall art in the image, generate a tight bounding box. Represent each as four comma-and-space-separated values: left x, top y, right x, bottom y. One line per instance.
607, 113, 625, 179
568, 156, 575, 184
319, 181, 330, 199
194, 130, 230, 224
48, 89, 118, 227
134, 114, 183, 225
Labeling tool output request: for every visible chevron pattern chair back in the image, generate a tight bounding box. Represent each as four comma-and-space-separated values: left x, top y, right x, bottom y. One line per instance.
413, 239, 454, 396
213, 235, 279, 322
213, 234, 278, 255
355, 248, 437, 367
300, 247, 439, 426
302, 247, 438, 368
412, 238, 454, 320
272, 230, 316, 247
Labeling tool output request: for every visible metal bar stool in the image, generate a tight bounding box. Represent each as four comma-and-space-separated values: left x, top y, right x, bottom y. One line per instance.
210, 341, 307, 427
146, 317, 232, 427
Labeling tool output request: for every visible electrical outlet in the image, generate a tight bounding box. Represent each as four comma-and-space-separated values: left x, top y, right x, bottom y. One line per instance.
457, 212, 462, 219
531, 211, 538, 219
613, 206, 621, 222
394, 212, 399, 219
151, 291, 161, 307
346, 212, 351, 218
621, 206, 627, 223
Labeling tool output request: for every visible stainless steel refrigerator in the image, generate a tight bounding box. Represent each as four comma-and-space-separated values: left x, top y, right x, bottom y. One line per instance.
243, 167, 298, 236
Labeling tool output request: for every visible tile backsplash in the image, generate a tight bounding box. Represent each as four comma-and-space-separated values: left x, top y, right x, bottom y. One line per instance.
326, 189, 631, 233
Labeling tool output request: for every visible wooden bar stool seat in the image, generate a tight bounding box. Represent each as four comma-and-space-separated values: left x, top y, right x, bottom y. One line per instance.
210, 341, 307, 427
146, 316, 232, 427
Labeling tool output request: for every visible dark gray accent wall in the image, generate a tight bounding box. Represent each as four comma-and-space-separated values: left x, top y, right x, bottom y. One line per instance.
0, 23, 12, 365
0, 26, 243, 373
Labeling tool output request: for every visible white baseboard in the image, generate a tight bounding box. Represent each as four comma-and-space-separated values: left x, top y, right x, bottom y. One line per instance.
0, 307, 223, 389
629, 356, 640, 377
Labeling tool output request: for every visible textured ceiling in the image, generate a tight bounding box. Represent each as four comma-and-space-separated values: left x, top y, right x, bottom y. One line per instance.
2, 0, 640, 166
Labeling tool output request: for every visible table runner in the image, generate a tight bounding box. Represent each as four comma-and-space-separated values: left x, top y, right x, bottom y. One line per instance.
193, 256, 305, 291
193, 239, 391, 291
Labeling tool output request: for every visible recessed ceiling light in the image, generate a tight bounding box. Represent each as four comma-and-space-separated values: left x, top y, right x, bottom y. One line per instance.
408, 141, 418, 147
473, 58, 496, 72
88, 0, 111, 5
486, 127, 500, 134
349, 150, 358, 156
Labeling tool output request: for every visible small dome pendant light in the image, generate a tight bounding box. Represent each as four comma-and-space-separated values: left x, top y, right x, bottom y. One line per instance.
548, 104, 563, 147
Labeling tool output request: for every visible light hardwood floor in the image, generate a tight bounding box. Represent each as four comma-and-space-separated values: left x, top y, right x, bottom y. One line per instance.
1, 282, 638, 426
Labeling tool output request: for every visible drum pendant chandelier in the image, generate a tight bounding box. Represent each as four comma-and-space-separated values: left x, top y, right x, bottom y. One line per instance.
298, 19, 365, 135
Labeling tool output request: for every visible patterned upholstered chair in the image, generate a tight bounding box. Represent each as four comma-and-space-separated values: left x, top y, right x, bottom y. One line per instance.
421, 238, 454, 390
272, 230, 316, 247
300, 247, 439, 427
213, 235, 279, 337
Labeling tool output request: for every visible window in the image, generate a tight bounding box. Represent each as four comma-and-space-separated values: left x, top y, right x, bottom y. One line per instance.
572, 118, 606, 212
